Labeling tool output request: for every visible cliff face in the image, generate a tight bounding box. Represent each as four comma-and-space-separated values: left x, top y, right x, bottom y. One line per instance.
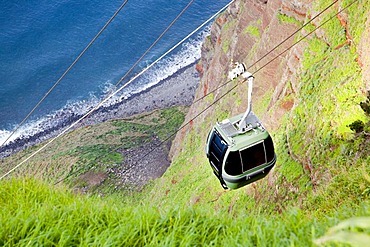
197, 0, 310, 125
1, 3, 369, 244
171, 0, 312, 157
161, 0, 370, 209
171, 0, 369, 156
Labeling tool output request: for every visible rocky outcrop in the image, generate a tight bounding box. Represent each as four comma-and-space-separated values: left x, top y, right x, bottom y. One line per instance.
358, 8, 370, 91
170, 0, 314, 158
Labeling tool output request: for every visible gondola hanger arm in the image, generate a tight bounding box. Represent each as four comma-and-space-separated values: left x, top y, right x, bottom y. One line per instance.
227, 62, 254, 131
239, 71, 254, 131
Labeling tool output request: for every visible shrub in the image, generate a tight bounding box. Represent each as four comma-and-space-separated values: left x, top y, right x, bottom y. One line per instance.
360, 91, 370, 116
349, 120, 365, 133
349, 91, 370, 133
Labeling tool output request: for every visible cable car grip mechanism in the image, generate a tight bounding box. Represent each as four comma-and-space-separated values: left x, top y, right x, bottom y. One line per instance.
228, 62, 255, 132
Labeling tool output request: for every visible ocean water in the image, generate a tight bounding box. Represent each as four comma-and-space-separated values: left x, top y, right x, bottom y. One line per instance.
0, 0, 232, 145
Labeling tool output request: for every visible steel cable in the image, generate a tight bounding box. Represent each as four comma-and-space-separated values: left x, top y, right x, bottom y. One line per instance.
99, 0, 359, 182
2, 0, 234, 181
1, 0, 129, 147
2, 0, 358, 182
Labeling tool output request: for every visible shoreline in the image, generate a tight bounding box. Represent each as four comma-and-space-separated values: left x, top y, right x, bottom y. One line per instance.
82, 61, 200, 125
0, 63, 200, 158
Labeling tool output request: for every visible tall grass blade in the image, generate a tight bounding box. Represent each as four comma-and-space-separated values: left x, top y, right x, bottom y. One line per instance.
315, 231, 370, 246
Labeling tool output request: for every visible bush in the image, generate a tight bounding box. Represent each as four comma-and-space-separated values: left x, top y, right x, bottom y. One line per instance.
349, 120, 365, 133
349, 91, 370, 133
360, 91, 370, 116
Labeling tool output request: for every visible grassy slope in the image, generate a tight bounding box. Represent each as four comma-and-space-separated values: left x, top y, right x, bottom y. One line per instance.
1, 0, 370, 246
139, 0, 370, 243
1, 178, 369, 246
144, 0, 370, 208
0, 107, 187, 194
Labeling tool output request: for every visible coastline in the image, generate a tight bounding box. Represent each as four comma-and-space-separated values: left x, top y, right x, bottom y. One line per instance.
0, 63, 200, 158
82, 62, 200, 125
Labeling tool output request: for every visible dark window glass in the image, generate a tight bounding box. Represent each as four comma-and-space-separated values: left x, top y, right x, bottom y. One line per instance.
264, 136, 275, 162
240, 142, 266, 171
225, 151, 242, 175
209, 132, 227, 171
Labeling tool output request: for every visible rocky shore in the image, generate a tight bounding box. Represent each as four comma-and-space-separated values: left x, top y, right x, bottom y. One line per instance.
81, 63, 200, 125
0, 63, 200, 159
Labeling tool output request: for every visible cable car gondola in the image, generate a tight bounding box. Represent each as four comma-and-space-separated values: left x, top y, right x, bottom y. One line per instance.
205, 63, 277, 190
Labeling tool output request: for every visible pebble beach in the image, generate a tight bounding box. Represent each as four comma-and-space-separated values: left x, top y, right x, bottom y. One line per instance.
0, 63, 200, 159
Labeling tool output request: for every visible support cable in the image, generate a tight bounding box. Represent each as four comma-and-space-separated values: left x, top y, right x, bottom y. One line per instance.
92, 0, 358, 181
4, 0, 357, 182
1, 0, 129, 147
194, 0, 340, 106
113, 0, 194, 89
246, 0, 339, 70
1, 0, 235, 181
81, 0, 195, 122
253, 0, 357, 75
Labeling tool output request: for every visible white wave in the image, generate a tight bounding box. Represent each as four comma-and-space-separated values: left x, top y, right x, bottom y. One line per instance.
0, 130, 13, 145
0, 94, 101, 146
102, 25, 210, 106
0, 26, 209, 148
0, 119, 46, 145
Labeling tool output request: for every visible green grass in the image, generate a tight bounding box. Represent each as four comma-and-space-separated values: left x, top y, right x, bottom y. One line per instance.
265, 0, 370, 216
0, 107, 187, 192
222, 38, 231, 54
277, 12, 301, 26
1, 178, 369, 246
244, 24, 260, 39
220, 17, 237, 54
315, 217, 370, 246
1, 0, 370, 245
136, 0, 370, 239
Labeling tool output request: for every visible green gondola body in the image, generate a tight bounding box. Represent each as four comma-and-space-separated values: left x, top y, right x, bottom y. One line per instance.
205, 112, 276, 190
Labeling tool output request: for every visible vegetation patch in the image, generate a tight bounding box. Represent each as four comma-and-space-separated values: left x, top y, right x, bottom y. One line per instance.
244, 24, 260, 39
1, 0, 370, 245
0, 107, 187, 193
276, 12, 301, 26
349, 91, 370, 133
0, 178, 369, 246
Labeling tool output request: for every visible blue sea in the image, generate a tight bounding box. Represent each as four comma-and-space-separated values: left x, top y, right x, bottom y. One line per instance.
0, 0, 232, 145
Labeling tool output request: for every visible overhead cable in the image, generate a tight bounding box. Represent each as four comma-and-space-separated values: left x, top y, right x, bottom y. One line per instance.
246, 0, 339, 70
4, 0, 356, 181
1, 0, 235, 181
82, 0, 195, 121
194, 0, 340, 106
102, 0, 359, 179
1, 0, 129, 147
54, 0, 236, 185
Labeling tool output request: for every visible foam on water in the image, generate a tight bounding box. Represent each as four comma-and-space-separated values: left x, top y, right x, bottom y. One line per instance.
104, 26, 209, 105
0, 26, 209, 147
